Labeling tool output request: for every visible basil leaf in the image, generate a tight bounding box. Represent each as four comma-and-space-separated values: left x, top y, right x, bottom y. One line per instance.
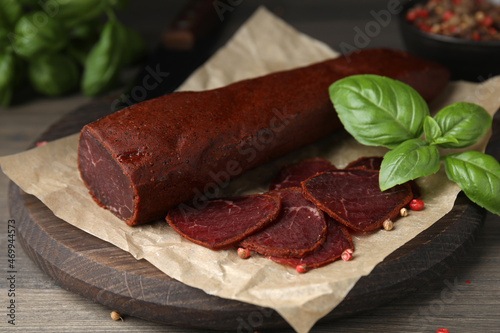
329, 74, 429, 149
379, 138, 441, 191
433, 136, 459, 145
0, 0, 23, 30
0, 28, 10, 51
433, 102, 492, 149
423, 116, 442, 144
12, 13, 68, 59
443, 151, 500, 216
0, 51, 16, 106
82, 17, 128, 96
47, 0, 108, 28
28, 53, 80, 96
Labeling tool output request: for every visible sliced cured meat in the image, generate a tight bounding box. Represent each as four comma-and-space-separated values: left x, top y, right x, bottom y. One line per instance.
240, 188, 327, 258
345, 156, 383, 170
166, 194, 280, 250
269, 215, 352, 269
269, 157, 336, 191
345, 156, 421, 198
302, 169, 413, 232
78, 48, 449, 226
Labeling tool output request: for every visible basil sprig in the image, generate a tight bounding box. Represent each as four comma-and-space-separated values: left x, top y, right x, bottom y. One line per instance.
329, 74, 500, 217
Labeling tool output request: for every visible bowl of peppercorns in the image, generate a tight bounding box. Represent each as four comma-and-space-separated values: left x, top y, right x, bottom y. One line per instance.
399, 0, 500, 81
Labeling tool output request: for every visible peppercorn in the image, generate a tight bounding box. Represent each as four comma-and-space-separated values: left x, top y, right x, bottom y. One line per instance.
36, 141, 48, 147
400, 207, 409, 217
409, 199, 425, 211
383, 219, 394, 231
341, 249, 353, 261
442, 10, 453, 21
110, 311, 123, 321
406, 0, 500, 41
296, 264, 308, 273
237, 247, 250, 259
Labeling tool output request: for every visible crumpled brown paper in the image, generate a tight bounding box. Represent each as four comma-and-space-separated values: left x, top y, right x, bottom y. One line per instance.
1, 7, 500, 333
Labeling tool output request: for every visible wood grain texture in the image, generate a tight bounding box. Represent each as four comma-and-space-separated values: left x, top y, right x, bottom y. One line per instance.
8, 98, 496, 331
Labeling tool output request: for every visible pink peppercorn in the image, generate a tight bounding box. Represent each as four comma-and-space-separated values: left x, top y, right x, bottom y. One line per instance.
436, 328, 449, 333
442, 10, 453, 22
418, 9, 429, 18
296, 264, 308, 274
237, 247, 250, 259
406, 10, 418, 22
482, 16, 493, 27
409, 199, 424, 211
341, 249, 352, 261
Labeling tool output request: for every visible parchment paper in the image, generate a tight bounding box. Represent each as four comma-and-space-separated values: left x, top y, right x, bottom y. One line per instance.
2, 7, 500, 333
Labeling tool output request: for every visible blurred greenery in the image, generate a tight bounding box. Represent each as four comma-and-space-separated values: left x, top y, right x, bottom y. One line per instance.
0, 0, 145, 106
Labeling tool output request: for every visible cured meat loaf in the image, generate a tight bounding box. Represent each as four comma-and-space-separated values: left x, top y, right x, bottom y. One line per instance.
78, 48, 449, 226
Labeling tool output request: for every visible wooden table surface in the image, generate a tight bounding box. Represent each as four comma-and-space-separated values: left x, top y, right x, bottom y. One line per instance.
1, 1, 499, 332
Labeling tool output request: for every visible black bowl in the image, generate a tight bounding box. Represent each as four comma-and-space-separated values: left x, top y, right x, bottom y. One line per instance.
398, 0, 500, 82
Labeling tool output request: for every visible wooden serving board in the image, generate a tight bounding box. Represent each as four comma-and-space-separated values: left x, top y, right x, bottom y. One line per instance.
8, 99, 499, 331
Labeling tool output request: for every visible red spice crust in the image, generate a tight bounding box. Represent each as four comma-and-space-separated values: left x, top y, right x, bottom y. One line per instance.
78, 48, 449, 226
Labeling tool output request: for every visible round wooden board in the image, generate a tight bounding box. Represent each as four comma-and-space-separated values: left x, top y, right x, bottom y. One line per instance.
8, 99, 499, 331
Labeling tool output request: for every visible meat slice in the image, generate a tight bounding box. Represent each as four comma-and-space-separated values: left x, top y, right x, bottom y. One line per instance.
302, 169, 413, 232
269, 157, 336, 191
345, 156, 421, 198
269, 215, 352, 269
166, 194, 280, 250
345, 156, 383, 171
240, 188, 327, 258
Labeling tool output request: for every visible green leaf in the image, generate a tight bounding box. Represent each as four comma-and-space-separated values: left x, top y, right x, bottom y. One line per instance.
81, 18, 126, 96
0, 51, 16, 106
0, 0, 23, 30
108, 0, 129, 10
433, 102, 492, 149
0, 28, 10, 50
12, 12, 68, 59
423, 116, 442, 144
28, 53, 79, 96
379, 138, 441, 191
329, 75, 429, 149
433, 136, 459, 146
443, 151, 500, 216
45, 0, 108, 28
119, 25, 145, 67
